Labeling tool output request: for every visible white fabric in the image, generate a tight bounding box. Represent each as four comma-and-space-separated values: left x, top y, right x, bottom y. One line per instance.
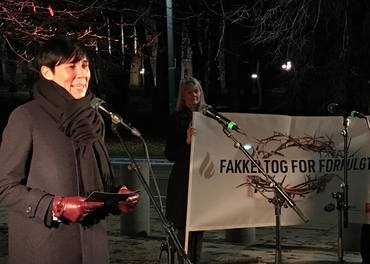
186, 113, 370, 232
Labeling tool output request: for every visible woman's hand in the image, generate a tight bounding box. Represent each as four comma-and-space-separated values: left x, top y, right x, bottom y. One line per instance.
52, 196, 103, 222
186, 122, 196, 145
117, 186, 139, 214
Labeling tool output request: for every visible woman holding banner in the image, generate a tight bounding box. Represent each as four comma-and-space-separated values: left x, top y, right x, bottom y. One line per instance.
164, 77, 206, 263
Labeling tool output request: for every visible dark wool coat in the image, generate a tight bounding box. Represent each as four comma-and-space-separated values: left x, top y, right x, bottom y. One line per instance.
0, 100, 110, 264
164, 108, 192, 228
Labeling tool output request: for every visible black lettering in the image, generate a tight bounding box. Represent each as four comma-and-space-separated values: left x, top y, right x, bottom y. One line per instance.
326, 159, 333, 172
226, 160, 234, 173
360, 158, 367, 170
292, 160, 298, 173
299, 160, 307, 173
333, 159, 341, 172
251, 160, 261, 173
243, 160, 250, 173
352, 158, 359, 170
220, 160, 226, 173
347, 159, 353, 170
340, 159, 345, 171
264, 160, 270, 174
319, 159, 325, 173
280, 160, 288, 173
307, 160, 315, 173
234, 160, 242, 173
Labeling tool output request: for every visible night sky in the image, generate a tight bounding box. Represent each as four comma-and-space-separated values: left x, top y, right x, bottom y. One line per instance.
1, 1, 370, 135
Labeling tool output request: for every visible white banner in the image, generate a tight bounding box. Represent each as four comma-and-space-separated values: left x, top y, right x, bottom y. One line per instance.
186, 112, 370, 232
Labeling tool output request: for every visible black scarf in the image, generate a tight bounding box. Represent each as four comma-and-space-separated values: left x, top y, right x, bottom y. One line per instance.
33, 78, 113, 196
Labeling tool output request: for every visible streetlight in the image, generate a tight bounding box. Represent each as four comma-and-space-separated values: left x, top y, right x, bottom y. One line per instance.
251, 73, 258, 79
281, 61, 293, 71
166, 0, 176, 113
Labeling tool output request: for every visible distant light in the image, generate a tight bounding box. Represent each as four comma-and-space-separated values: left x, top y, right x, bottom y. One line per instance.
282, 61, 292, 71
140, 68, 145, 74
243, 144, 252, 151
251, 73, 258, 79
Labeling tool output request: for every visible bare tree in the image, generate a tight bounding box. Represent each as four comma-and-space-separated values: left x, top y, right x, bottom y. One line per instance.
2, 0, 368, 115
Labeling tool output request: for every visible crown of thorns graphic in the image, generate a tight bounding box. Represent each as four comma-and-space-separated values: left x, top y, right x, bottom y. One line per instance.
238, 131, 351, 200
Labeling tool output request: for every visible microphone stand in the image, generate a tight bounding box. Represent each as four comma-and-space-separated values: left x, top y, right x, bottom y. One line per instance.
332, 116, 350, 264
219, 124, 308, 264
110, 123, 192, 264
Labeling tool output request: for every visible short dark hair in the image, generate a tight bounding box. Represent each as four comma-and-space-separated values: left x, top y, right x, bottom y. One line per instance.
36, 37, 89, 71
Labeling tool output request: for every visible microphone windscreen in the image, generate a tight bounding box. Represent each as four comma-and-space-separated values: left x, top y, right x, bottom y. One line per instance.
201, 104, 210, 114
202, 104, 217, 115
90, 97, 105, 110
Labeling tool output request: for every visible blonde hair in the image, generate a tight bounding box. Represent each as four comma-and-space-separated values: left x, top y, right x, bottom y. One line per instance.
175, 77, 206, 111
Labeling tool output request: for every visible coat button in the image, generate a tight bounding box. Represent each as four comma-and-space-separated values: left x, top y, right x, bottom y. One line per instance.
26, 206, 32, 214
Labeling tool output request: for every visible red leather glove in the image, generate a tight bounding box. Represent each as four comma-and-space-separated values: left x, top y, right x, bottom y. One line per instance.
52, 196, 104, 222
117, 186, 139, 214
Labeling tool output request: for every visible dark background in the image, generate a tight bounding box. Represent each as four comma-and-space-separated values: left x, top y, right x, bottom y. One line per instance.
1, 0, 370, 138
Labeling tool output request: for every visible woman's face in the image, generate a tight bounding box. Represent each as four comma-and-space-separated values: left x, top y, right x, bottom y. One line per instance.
183, 85, 201, 111
43, 57, 91, 99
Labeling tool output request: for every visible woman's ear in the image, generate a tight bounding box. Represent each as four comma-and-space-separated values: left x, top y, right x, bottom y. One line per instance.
40, 66, 54, 80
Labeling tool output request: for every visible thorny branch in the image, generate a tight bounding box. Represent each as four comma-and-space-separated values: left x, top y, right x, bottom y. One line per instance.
251, 131, 346, 159
236, 131, 358, 202
0, 0, 158, 62
238, 173, 339, 201
242, 0, 349, 63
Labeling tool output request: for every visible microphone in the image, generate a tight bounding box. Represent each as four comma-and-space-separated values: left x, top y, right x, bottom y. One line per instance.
90, 97, 141, 137
201, 104, 245, 134
327, 103, 366, 119
350, 110, 366, 119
